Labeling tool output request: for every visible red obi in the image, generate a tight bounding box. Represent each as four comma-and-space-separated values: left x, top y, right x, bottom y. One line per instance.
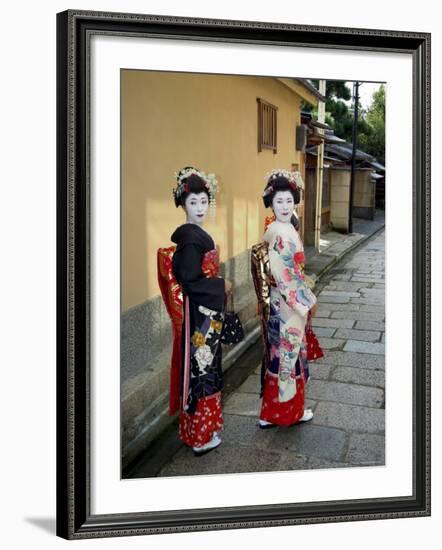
201, 247, 220, 278
157, 247, 183, 333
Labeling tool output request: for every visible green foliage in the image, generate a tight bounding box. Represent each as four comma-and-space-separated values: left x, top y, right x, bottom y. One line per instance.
358, 85, 385, 164
302, 81, 385, 165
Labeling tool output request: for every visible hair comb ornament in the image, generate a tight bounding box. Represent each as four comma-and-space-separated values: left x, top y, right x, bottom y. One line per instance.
262, 169, 304, 198
173, 167, 219, 217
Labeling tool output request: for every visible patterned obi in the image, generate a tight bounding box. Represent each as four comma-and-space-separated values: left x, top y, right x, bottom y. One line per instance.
251, 241, 273, 322
157, 247, 220, 330
157, 246, 183, 331
201, 248, 220, 278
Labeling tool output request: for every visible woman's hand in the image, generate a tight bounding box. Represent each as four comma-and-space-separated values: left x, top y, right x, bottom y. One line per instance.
309, 302, 318, 317
224, 279, 233, 295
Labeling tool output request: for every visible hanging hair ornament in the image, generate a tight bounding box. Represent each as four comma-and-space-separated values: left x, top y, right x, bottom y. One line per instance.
262, 168, 304, 197
208, 193, 217, 220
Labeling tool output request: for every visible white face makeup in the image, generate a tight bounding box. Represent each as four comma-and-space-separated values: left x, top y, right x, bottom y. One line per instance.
272, 190, 295, 223
184, 192, 209, 225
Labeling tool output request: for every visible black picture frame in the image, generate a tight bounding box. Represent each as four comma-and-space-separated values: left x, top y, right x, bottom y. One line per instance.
56, 9, 431, 540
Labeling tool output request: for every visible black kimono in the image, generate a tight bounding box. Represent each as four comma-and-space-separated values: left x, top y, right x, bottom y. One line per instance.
171, 223, 226, 447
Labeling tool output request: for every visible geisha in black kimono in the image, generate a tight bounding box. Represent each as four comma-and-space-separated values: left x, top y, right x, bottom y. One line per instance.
157, 167, 232, 456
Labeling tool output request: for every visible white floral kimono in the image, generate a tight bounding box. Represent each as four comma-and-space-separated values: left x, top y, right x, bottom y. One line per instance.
264, 220, 317, 402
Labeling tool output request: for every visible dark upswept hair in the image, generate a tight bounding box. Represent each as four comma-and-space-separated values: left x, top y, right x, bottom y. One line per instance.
173, 166, 209, 208
263, 175, 301, 231
262, 176, 300, 208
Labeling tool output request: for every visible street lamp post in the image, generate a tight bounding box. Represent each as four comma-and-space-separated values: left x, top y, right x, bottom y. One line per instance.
315, 79, 326, 250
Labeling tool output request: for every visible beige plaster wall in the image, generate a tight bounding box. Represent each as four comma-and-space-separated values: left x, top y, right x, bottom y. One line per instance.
330, 168, 351, 232
122, 70, 311, 310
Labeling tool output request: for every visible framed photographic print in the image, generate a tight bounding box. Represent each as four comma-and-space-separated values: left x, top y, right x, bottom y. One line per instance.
56, 9, 430, 539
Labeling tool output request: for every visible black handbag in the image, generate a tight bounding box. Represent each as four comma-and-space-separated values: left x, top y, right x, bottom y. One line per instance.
220, 294, 244, 345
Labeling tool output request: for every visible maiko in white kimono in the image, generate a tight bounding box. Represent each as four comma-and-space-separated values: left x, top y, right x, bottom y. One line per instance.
259, 219, 317, 425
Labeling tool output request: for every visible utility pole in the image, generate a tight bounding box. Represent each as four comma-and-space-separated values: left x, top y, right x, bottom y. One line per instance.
348, 81, 360, 234
314, 79, 326, 250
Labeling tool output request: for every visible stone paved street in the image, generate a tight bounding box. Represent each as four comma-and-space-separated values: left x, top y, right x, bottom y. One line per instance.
157, 230, 385, 477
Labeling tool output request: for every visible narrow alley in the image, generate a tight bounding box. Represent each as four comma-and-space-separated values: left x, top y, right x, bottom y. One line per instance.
155, 230, 386, 476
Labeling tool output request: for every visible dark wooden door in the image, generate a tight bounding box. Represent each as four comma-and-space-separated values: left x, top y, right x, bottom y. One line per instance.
304, 166, 316, 246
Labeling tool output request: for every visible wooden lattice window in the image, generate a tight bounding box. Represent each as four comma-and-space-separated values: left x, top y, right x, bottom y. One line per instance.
257, 98, 277, 153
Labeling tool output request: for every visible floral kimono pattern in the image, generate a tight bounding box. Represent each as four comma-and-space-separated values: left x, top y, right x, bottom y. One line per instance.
170, 223, 226, 447
259, 220, 317, 425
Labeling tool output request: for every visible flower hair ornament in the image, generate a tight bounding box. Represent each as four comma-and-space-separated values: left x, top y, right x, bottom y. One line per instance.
262, 168, 304, 199
172, 167, 219, 217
